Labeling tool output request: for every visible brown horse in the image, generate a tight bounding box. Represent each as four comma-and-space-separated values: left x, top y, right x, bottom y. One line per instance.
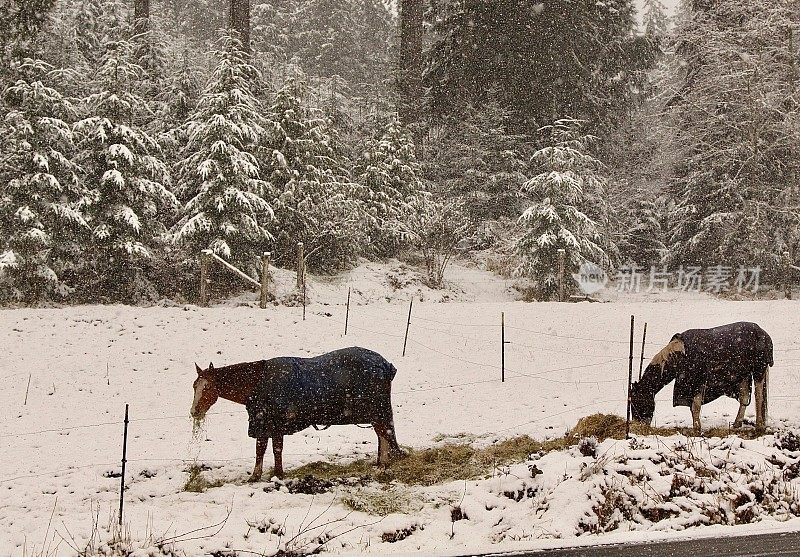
190, 347, 403, 481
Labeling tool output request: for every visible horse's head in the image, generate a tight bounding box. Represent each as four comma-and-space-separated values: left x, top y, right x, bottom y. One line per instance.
630, 376, 655, 425
630, 333, 686, 426
190, 362, 219, 419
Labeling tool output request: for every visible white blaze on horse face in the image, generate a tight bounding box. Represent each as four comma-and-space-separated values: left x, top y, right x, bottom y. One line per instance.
191, 377, 212, 417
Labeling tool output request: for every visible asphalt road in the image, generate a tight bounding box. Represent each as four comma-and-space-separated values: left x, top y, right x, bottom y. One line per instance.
472, 530, 800, 556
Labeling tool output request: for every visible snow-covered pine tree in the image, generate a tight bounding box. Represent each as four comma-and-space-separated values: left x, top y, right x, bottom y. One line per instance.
424, 99, 528, 229
516, 118, 616, 299
642, 0, 670, 39
354, 117, 425, 257
667, 0, 800, 273
174, 33, 274, 274
74, 40, 177, 299
0, 0, 57, 71
0, 60, 87, 301
262, 77, 364, 272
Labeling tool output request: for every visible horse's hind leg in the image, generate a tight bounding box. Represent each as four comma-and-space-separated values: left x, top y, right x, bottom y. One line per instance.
272, 434, 284, 479
691, 392, 703, 434
373, 423, 390, 466
755, 366, 769, 431
249, 437, 269, 482
386, 418, 403, 458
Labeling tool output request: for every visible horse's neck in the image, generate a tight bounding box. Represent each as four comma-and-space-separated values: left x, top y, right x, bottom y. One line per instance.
212, 362, 260, 405
641, 366, 672, 397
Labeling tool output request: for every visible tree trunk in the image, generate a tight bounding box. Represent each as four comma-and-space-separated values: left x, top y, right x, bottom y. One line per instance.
133, 0, 149, 31
230, 0, 251, 52
399, 0, 424, 156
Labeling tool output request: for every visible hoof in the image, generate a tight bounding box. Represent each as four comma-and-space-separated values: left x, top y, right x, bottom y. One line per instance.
248, 473, 262, 483
732, 421, 743, 429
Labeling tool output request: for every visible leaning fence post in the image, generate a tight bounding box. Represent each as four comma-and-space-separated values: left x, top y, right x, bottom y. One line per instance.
344, 287, 351, 335
296, 242, 304, 289
24, 373, 31, 405
260, 252, 271, 309
626, 315, 635, 439
119, 403, 129, 526
199, 250, 211, 306
402, 297, 413, 357
302, 279, 307, 321
638, 322, 648, 380
557, 249, 566, 302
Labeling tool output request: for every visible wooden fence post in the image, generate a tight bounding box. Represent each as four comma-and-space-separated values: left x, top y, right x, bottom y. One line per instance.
402, 298, 413, 357
344, 287, 351, 335
626, 315, 635, 439
557, 249, 566, 302
260, 252, 271, 309
119, 403, 129, 526
296, 242, 304, 289
199, 251, 211, 306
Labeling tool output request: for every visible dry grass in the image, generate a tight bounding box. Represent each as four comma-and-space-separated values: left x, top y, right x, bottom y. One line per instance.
287, 435, 570, 486
340, 488, 422, 516
183, 464, 226, 493
569, 413, 770, 442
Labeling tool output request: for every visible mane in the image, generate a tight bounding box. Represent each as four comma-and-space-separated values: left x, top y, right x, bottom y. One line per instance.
648, 336, 685, 373
633, 335, 684, 396
204, 360, 265, 404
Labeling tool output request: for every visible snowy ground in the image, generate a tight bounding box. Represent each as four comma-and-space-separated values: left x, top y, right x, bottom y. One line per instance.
3, 260, 800, 556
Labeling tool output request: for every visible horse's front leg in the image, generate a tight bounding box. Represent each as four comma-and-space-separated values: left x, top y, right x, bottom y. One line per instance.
272, 434, 284, 479
249, 437, 269, 482
691, 392, 703, 434
732, 377, 750, 429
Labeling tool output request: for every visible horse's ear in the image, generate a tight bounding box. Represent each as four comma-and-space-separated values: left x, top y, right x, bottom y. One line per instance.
195, 363, 202, 375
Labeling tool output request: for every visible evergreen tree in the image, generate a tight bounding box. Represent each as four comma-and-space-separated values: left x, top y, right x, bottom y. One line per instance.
424, 99, 528, 228
175, 34, 274, 274
74, 40, 177, 297
354, 118, 426, 256
667, 0, 800, 273
643, 0, 670, 38
0, 0, 57, 68
0, 61, 87, 301
424, 0, 651, 134
262, 78, 364, 272
253, 0, 393, 96
515, 119, 616, 299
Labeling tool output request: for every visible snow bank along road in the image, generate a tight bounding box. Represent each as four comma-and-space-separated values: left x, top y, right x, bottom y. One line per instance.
3, 298, 800, 554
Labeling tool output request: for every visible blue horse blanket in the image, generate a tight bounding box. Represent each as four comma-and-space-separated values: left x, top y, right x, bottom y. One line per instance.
246, 347, 397, 438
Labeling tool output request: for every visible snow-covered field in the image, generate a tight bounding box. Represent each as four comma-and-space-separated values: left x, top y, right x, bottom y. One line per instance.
3, 261, 800, 556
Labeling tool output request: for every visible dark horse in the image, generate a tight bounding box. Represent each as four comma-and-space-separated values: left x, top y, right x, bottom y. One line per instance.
630, 322, 773, 433
190, 347, 403, 481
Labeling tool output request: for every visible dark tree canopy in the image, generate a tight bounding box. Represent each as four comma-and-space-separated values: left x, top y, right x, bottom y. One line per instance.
424, 0, 653, 134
